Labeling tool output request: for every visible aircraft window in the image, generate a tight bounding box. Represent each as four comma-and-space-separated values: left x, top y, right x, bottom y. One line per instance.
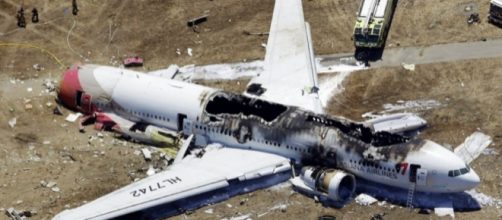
448, 164, 471, 177
453, 170, 461, 176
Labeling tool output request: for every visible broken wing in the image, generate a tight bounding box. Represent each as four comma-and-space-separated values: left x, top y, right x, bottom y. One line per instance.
244, 0, 323, 113
53, 146, 290, 220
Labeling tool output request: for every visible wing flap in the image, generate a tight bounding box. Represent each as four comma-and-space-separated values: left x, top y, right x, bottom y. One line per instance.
53, 145, 290, 220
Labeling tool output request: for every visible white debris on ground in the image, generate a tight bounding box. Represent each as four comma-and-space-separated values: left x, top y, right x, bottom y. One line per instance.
434, 199, 454, 218
402, 63, 416, 71
380, 100, 442, 114
482, 148, 499, 155
146, 165, 156, 176
318, 72, 350, 107
221, 213, 252, 220
355, 193, 378, 206
65, 113, 82, 123
316, 57, 366, 74
8, 118, 17, 128
465, 189, 502, 207
187, 48, 193, 57
204, 208, 214, 214
141, 148, 152, 161
454, 132, 492, 164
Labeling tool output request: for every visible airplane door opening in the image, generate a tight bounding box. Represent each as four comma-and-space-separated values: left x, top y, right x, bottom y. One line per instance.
416, 168, 428, 186
81, 93, 92, 113
409, 164, 421, 183
76, 90, 83, 107
177, 114, 187, 132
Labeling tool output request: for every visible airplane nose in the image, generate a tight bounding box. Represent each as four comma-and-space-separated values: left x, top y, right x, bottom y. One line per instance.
457, 169, 480, 191
58, 65, 82, 110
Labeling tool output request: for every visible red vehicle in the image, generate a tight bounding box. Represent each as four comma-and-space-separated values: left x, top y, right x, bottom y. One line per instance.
123, 56, 143, 67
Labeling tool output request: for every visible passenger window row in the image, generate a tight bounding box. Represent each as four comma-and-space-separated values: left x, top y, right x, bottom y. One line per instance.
193, 124, 312, 153
125, 108, 171, 122
349, 159, 398, 173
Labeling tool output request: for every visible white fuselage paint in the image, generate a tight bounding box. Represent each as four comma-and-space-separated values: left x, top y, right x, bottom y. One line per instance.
78, 65, 479, 193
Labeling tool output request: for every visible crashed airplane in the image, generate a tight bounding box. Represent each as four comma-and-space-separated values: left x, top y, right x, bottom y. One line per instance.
54, 0, 480, 219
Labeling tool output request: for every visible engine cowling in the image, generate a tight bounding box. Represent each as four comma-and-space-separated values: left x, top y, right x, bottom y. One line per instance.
300, 166, 356, 201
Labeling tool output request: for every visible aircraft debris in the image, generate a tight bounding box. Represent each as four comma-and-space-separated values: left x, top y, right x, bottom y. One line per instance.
176, 48, 181, 55
146, 165, 155, 176
467, 13, 480, 25
51, 186, 61, 192
401, 63, 415, 71
8, 118, 16, 128
53, 106, 63, 115
204, 208, 213, 214
32, 64, 43, 71
418, 208, 432, 214
65, 113, 82, 123
318, 215, 336, 220
141, 148, 152, 161
243, 31, 269, 36
24, 104, 33, 110
46, 181, 57, 188
26, 87, 33, 93
187, 48, 193, 57
355, 193, 378, 206
5, 207, 23, 220
482, 148, 499, 155
187, 15, 208, 32
370, 213, 385, 220
123, 56, 143, 67
42, 79, 56, 92
434, 199, 454, 218
454, 132, 492, 164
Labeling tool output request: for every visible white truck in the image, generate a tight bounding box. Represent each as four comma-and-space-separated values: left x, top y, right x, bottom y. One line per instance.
353, 0, 396, 48
489, 0, 502, 26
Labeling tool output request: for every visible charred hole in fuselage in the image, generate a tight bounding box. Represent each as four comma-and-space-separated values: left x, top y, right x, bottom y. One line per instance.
205, 93, 287, 122
307, 115, 409, 147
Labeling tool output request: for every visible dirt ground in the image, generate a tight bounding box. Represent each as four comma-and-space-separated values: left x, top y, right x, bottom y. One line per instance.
1, 0, 502, 219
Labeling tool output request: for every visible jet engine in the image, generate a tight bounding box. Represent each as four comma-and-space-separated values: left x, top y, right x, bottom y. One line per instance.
300, 166, 356, 201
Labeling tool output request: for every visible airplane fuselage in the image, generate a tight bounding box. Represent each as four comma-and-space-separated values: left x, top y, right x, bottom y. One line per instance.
58, 64, 480, 194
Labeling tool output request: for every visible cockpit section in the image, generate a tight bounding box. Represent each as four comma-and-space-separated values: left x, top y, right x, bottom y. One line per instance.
204, 92, 288, 122
448, 164, 471, 177
307, 115, 409, 147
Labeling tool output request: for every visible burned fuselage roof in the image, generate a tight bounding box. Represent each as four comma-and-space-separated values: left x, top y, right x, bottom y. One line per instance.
200, 91, 417, 166
204, 92, 287, 122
